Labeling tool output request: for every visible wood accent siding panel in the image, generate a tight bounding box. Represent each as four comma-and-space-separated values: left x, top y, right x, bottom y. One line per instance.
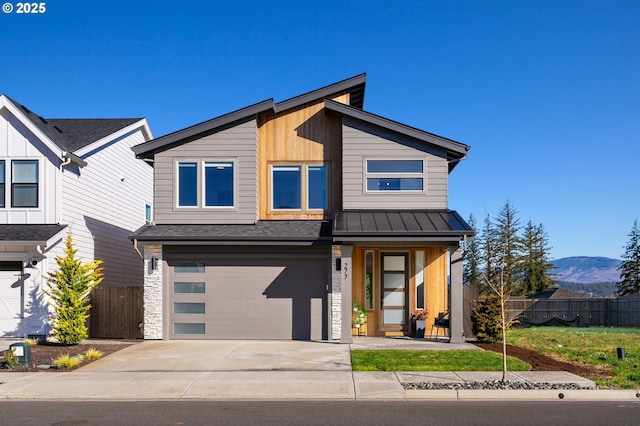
341, 117, 449, 210
57, 128, 153, 287
153, 120, 258, 224
351, 246, 448, 336
257, 96, 346, 220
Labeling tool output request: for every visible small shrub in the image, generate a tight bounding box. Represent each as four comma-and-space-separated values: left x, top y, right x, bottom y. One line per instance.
84, 347, 103, 360
23, 338, 38, 346
53, 353, 82, 369
471, 293, 507, 343
2, 349, 19, 369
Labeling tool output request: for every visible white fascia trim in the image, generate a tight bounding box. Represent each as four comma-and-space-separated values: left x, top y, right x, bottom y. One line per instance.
0, 95, 65, 161
74, 118, 154, 158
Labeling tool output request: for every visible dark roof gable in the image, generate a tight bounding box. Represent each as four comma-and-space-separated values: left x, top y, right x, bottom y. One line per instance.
2, 95, 142, 153
324, 99, 469, 170
132, 74, 368, 159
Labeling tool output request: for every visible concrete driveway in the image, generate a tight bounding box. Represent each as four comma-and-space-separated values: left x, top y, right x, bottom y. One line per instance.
78, 340, 352, 372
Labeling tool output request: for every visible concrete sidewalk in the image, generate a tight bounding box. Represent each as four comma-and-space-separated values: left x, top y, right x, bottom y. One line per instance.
1, 338, 638, 401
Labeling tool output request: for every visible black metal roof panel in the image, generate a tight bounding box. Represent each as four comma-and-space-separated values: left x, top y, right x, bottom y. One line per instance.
333, 210, 474, 238
0, 224, 68, 243
130, 221, 332, 242
3, 95, 141, 152
323, 99, 470, 164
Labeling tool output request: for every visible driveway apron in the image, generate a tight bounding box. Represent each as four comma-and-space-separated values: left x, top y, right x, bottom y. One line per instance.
77, 340, 352, 372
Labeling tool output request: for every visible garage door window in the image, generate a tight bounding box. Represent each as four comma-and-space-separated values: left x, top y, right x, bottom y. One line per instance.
173, 262, 205, 273
174, 282, 205, 293
174, 303, 205, 314
174, 323, 205, 335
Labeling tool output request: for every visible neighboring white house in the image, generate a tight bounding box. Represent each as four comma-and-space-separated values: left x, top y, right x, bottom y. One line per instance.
0, 94, 153, 338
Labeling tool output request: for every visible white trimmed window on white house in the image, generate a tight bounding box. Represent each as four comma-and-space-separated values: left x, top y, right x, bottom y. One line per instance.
11, 159, 39, 208
0, 160, 5, 208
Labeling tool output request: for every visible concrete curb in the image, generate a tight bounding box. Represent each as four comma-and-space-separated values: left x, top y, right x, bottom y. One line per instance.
406, 389, 640, 401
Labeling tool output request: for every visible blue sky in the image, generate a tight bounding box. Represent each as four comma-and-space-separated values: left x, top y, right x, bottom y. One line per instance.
1, 0, 638, 259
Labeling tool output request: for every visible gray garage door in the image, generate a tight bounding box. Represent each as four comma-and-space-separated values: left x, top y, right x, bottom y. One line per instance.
165, 249, 329, 340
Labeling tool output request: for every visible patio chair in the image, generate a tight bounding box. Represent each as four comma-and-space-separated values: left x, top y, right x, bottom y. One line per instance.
429, 311, 449, 339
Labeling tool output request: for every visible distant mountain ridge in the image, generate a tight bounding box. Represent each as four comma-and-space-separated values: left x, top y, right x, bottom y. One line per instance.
551, 256, 621, 284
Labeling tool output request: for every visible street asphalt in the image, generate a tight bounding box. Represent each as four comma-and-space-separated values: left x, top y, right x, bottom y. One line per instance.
1, 337, 638, 401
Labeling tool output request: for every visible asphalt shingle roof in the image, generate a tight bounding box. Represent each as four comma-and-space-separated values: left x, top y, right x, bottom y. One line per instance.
0, 224, 67, 243
130, 221, 332, 242
4, 95, 141, 152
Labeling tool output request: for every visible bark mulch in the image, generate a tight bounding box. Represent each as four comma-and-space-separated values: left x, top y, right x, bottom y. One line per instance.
1, 341, 135, 372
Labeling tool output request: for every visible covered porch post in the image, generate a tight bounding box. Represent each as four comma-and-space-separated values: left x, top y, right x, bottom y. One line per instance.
339, 245, 353, 343
448, 245, 465, 343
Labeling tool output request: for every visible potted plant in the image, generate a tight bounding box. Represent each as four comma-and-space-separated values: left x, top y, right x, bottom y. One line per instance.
352, 302, 367, 335
410, 309, 429, 338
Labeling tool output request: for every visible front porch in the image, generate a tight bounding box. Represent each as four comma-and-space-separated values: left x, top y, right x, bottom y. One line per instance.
331, 210, 474, 344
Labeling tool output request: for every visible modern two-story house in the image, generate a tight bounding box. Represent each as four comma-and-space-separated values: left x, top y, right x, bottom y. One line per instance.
0, 95, 153, 338
131, 74, 473, 343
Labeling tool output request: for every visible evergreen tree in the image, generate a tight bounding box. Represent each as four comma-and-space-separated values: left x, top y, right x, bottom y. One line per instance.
495, 199, 523, 293
479, 214, 499, 294
45, 233, 103, 344
520, 221, 555, 295
463, 214, 482, 287
617, 220, 640, 296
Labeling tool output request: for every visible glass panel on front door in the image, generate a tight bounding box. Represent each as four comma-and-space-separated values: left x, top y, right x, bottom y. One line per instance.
381, 253, 407, 331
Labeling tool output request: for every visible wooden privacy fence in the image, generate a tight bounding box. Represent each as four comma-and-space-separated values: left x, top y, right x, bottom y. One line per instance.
89, 286, 144, 339
507, 297, 640, 327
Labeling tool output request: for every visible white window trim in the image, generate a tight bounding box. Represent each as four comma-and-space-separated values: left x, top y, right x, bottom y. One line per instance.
306, 163, 327, 211
175, 159, 237, 209
202, 160, 236, 209
363, 158, 426, 193
270, 163, 328, 212
9, 158, 41, 209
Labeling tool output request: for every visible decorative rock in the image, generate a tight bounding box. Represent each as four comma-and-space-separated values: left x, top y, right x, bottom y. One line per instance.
402, 380, 595, 390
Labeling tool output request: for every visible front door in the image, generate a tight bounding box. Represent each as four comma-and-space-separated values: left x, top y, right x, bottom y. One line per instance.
0, 262, 25, 337
380, 253, 408, 333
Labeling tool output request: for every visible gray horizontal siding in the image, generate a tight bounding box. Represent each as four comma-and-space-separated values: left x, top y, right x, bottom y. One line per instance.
341, 118, 449, 210
154, 120, 258, 224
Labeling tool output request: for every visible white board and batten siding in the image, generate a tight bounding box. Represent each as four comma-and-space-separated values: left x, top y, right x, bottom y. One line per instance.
0, 108, 60, 225
53, 127, 153, 287
341, 117, 449, 210
153, 120, 258, 225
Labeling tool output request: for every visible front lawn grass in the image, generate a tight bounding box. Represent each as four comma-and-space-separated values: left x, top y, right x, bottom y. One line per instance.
507, 327, 640, 389
351, 349, 530, 372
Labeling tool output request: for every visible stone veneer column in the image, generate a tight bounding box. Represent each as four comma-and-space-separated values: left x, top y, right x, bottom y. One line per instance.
143, 244, 163, 339
449, 246, 465, 344
330, 245, 342, 340
339, 245, 353, 344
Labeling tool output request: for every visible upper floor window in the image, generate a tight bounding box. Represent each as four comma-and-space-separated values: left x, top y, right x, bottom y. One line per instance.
12, 160, 39, 208
178, 162, 198, 207
204, 162, 234, 207
272, 166, 301, 209
365, 159, 424, 192
0, 161, 5, 208
177, 160, 235, 208
272, 164, 327, 211
145, 203, 152, 224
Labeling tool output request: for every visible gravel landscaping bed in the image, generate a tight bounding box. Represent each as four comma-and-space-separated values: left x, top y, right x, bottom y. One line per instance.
403, 380, 595, 390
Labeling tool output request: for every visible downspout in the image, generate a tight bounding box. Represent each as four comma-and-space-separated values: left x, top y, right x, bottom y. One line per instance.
133, 238, 144, 261
60, 152, 72, 168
